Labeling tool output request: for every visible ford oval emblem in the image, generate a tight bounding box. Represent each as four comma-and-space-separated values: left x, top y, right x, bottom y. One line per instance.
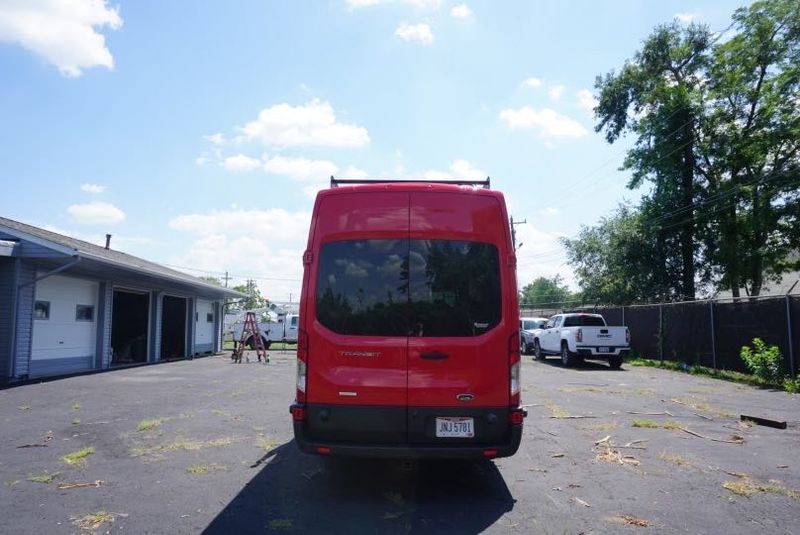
456, 393, 474, 402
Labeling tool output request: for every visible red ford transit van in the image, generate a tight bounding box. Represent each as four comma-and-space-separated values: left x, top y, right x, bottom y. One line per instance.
290, 178, 525, 458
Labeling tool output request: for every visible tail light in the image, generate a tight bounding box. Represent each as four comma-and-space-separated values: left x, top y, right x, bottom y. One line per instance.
296, 328, 308, 402
508, 332, 521, 406
626, 328, 630, 345
508, 410, 526, 425
576, 328, 583, 343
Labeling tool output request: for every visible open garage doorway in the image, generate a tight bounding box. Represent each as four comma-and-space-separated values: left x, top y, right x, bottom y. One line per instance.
161, 295, 187, 360
111, 290, 150, 365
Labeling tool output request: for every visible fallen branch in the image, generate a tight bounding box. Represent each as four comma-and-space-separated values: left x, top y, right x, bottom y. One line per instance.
627, 411, 674, 417
694, 412, 713, 421
681, 428, 744, 444
58, 480, 104, 490
572, 497, 592, 507
550, 415, 598, 419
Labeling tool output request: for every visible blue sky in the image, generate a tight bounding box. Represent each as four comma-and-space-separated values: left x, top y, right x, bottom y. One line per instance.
0, 0, 747, 302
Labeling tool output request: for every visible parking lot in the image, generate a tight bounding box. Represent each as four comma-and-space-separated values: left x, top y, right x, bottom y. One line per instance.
0, 351, 798, 534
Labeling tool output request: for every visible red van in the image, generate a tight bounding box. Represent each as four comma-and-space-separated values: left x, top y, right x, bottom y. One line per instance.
290, 178, 525, 458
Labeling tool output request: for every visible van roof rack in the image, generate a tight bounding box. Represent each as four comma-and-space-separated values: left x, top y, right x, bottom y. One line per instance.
330, 176, 491, 189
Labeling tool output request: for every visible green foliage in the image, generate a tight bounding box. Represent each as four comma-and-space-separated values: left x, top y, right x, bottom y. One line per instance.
198, 276, 222, 286
519, 275, 572, 306
562, 205, 672, 304
589, 0, 800, 300
230, 281, 268, 311
784, 376, 800, 394
740, 338, 783, 383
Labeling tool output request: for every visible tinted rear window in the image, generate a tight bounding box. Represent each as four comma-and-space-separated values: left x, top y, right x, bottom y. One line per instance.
316, 239, 501, 336
563, 315, 606, 327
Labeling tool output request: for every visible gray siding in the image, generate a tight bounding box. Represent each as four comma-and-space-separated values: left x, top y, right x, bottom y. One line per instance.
13, 261, 36, 378
0, 257, 15, 379
149, 291, 162, 362
96, 282, 112, 369
214, 301, 222, 353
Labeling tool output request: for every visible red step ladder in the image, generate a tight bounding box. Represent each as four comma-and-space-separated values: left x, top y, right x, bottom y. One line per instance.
233, 312, 268, 363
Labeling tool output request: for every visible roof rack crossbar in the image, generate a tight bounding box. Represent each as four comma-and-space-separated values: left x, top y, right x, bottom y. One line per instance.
330, 176, 491, 189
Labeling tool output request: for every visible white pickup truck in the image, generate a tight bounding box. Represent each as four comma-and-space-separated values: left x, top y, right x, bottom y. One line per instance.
233, 313, 299, 348
532, 313, 630, 369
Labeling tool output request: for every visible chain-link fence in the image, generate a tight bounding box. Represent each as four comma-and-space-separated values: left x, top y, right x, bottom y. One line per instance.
522, 295, 798, 377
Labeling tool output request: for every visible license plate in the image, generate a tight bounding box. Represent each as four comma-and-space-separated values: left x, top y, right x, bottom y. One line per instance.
598, 347, 611, 353
435, 417, 474, 438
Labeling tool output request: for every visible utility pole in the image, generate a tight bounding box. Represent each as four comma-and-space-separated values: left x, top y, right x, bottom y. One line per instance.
511, 217, 527, 250
222, 271, 231, 288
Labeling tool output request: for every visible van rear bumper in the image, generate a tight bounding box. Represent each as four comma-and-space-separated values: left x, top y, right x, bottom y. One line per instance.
290, 403, 524, 459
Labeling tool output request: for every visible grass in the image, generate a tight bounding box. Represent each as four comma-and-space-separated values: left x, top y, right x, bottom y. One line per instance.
581, 422, 620, 433
61, 447, 95, 467
27, 471, 61, 483
631, 419, 683, 430
658, 452, 690, 466
132, 437, 234, 458
723, 476, 799, 499
72, 418, 81, 425
17, 405, 31, 411
136, 417, 167, 432
256, 438, 276, 451
72, 511, 116, 532
267, 519, 293, 530
186, 463, 227, 475
670, 396, 734, 418
72, 403, 82, 410
628, 358, 791, 391
546, 403, 571, 418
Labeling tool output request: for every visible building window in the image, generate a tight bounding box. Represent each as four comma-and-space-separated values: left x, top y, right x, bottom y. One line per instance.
206, 312, 214, 323
34, 300, 50, 320
76, 304, 94, 322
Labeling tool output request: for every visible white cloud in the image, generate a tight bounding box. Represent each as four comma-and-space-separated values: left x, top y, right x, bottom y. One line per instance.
521, 77, 542, 89
422, 159, 486, 181
204, 132, 226, 145
576, 89, 598, 113
675, 12, 699, 23
347, 0, 441, 8
238, 99, 370, 148
342, 165, 368, 179
67, 201, 125, 225
170, 208, 310, 242
0, 0, 123, 77
499, 106, 588, 141
80, 183, 106, 194
542, 207, 560, 216
195, 156, 209, 167
514, 224, 571, 289
450, 4, 473, 19
263, 155, 338, 188
223, 154, 261, 172
548, 84, 565, 101
395, 22, 434, 45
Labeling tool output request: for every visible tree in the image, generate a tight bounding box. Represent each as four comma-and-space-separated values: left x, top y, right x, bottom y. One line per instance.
520, 275, 572, 307
562, 205, 675, 304
595, 21, 712, 300
594, 0, 800, 298
700, 0, 800, 295
230, 280, 268, 311
198, 276, 222, 286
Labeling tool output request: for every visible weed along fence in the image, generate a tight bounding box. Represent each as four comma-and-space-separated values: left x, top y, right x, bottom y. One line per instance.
522, 295, 799, 377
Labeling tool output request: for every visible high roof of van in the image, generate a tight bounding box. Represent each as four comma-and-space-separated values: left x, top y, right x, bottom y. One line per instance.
321, 181, 504, 198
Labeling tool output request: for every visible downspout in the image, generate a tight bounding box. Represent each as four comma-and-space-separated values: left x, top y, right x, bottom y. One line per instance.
10, 256, 81, 379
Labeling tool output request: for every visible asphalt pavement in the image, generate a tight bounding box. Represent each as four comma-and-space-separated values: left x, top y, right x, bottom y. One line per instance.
0, 351, 798, 534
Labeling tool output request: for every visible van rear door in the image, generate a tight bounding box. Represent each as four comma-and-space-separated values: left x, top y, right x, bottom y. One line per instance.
406, 192, 512, 445
304, 191, 410, 444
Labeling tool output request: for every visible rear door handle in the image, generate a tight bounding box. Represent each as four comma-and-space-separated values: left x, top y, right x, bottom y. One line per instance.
421, 352, 449, 360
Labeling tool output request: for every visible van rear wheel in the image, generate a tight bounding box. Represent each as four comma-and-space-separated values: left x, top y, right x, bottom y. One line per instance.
561, 343, 576, 368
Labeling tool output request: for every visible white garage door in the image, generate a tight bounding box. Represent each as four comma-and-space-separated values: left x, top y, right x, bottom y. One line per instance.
195, 299, 216, 353
31, 275, 98, 376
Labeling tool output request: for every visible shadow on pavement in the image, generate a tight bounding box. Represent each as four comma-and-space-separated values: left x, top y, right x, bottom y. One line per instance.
204, 440, 515, 534
532, 357, 627, 372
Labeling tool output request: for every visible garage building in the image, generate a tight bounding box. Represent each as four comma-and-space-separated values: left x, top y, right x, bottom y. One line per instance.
0, 216, 243, 383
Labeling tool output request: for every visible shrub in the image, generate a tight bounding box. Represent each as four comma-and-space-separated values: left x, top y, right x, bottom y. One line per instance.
740, 338, 783, 384
784, 376, 800, 394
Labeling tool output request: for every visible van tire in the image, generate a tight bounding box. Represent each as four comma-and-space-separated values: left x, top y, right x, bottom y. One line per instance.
608, 354, 623, 369
534, 340, 545, 360
561, 342, 576, 368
